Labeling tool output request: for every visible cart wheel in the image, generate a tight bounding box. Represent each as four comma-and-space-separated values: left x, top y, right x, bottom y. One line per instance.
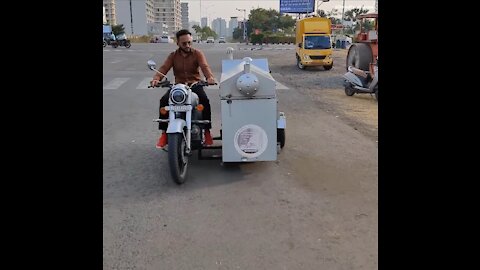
277, 129, 285, 149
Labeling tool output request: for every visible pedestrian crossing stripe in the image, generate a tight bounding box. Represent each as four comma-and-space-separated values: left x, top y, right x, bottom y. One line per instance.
104, 77, 289, 90
136, 77, 154, 89
103, 78, 129, 89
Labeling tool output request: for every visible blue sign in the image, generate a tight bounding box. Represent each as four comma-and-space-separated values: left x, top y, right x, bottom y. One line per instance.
280, 0, 315, 14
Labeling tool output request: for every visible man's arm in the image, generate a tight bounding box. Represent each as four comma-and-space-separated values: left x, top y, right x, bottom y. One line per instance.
153, 52, 174, 81
197, 50, 215, 82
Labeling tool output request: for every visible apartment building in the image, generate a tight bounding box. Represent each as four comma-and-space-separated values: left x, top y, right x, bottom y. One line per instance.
228, 17, 238, 38
212, 18, 227, 38
103, 0, 117, 25
115, 0, 156, 35
201, 17, 208, 28
153, 0, 182, 37
181, 2, 189, 30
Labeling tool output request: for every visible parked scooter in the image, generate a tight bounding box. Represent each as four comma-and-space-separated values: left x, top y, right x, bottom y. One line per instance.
343, 59, 378, 100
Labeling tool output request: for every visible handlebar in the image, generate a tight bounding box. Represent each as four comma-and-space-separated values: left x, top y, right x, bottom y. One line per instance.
147, 80, 217, 89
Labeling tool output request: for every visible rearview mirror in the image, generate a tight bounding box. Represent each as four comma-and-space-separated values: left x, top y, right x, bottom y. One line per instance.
147, 60, 156, 70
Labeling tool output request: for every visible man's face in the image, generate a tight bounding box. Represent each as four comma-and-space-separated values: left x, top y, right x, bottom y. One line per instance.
177, 34, 193, 53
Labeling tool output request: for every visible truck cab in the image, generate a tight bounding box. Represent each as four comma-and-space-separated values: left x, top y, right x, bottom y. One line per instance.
295, 17, 333, 70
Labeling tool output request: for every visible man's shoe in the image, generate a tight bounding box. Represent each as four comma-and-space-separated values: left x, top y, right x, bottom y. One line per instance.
204, 130, 213, 146
156, 132, 168, 149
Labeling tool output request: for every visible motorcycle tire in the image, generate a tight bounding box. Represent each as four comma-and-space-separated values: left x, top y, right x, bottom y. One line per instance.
125, 41, 131, 48
168, 133, 188, 184
103, 41, 107, 47
277, 129, 285, 149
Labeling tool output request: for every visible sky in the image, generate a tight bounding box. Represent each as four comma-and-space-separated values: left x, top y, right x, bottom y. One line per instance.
182, 0, 376, 24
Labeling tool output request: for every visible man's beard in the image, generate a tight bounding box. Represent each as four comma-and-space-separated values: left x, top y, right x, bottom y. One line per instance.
180, 47, 191, 53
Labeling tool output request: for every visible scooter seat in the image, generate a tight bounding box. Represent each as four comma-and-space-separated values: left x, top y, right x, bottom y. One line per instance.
348, 66, 370, 79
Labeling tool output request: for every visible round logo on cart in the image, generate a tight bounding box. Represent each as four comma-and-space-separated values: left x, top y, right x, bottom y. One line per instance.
234, 124, 268, 158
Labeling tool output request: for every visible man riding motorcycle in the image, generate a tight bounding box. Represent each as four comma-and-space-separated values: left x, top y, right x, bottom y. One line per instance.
150, 29, 217, 149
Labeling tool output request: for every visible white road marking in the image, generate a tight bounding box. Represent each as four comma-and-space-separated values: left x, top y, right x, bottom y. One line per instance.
275, 82, 289, 90
136, 77, 154, 89
103, 78, 130, 89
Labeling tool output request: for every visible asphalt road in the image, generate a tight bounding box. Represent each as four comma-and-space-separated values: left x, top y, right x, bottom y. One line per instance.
103, 43, 377, 270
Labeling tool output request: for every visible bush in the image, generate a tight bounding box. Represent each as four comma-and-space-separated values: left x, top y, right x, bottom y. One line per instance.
263, 35, 295, 44
249, 34, 264, 44
129, 35, 152, 43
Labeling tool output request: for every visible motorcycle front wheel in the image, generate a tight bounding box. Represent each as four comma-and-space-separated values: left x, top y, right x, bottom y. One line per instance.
168, 133, 188, 184
125, 41, 131, 48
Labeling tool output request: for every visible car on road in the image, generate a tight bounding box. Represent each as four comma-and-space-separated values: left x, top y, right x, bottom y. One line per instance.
218, 37, 226, 43
206, 36, 214, 43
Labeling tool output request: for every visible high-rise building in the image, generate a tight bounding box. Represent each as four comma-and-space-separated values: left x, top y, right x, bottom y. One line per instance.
103, 0, 117, 25
201, 17, 208, 28
181, 2, 189, 30
228, 17, 238, 38
116, 0, 155, 35
153, 0, 182, 37
212, 18, 227, 37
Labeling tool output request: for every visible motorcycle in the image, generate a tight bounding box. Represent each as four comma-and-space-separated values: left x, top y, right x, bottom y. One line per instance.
148, 56, 286, 185
110, 37, 131, 48
147, 60, 216, 184
343, 59, 378, 100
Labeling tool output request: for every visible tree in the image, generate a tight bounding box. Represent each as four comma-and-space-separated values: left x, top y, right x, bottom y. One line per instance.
232, 27, 243, 40
192, 25, 201, 35
112, 24, 125, 35
248, 8, 295, 33
343, 7, 369, 22
191, 25, 217, 40
317, 10, 327, 17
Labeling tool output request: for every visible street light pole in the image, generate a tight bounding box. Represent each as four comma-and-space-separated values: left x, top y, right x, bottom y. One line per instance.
236, 8, 247, 43
129, 0, 134, 35
341, 0, 346, 35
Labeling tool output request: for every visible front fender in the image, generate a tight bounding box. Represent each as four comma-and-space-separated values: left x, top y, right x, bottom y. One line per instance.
277, 112, 286, 129
167, 119, 186, 134
343, 72, 363, 87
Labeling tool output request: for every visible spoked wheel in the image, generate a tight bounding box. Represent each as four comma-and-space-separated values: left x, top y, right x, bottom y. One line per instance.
168, 133, 189, 184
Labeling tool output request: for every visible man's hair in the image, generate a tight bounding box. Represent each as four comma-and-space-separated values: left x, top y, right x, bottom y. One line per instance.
176, 29, 191, 40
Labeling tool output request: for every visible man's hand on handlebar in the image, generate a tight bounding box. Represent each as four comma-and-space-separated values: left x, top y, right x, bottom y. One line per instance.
150, 79, 161, 88
207, 77, 217, 85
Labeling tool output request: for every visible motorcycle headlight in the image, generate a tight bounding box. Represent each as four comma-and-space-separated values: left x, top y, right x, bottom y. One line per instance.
170, 88, 187, 104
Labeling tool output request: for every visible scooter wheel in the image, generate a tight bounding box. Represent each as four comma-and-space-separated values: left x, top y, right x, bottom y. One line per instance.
345, 86, 355, 96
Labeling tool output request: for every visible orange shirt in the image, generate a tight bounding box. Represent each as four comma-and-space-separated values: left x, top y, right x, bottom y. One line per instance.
155, 48, 214, 84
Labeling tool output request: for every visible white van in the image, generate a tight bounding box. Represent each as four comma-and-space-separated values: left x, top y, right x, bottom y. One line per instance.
206, 36, 214, 43
160, 35, 173, 43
